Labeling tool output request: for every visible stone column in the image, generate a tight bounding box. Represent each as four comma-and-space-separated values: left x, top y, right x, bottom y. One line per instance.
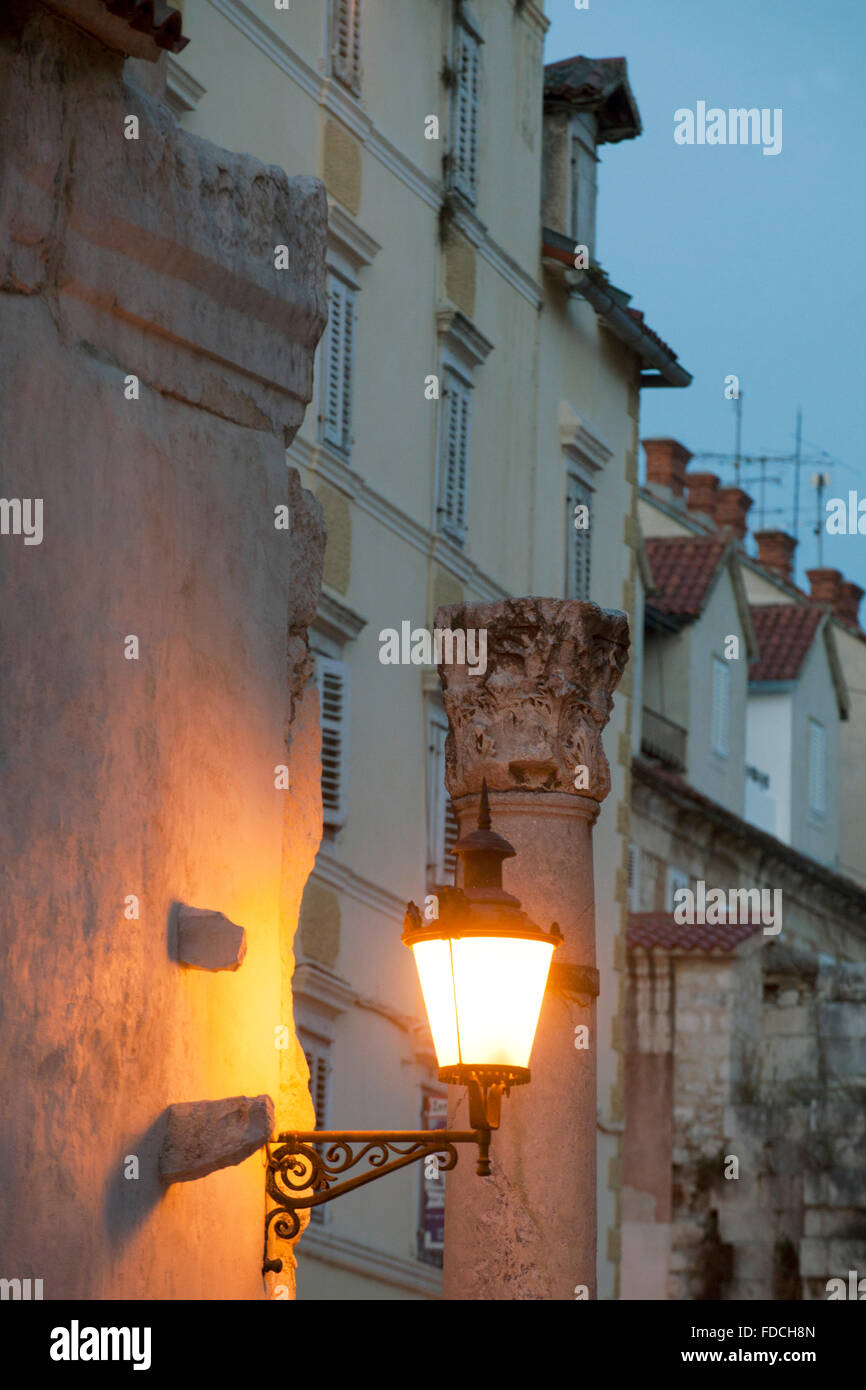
436, 597, 629, 1301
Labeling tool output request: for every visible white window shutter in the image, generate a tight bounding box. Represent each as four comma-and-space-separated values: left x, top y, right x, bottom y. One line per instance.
427, 710, 459, 886
438, 371, 471, 542
565, 478, 592, 601
332, 0, 361, 94
452, 25, 480, 202
316, 656, 349, 826
300, 1034, 332, 1222
323, 276, 356, 455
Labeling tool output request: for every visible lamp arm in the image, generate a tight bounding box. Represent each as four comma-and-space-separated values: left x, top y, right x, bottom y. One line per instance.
263, 1127, 490, 1274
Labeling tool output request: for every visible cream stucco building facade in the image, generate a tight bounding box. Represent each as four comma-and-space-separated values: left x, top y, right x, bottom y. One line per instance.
169, 0, 689, 1298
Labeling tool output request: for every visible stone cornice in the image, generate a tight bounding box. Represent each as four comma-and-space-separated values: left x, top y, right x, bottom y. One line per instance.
632, 756, 866, 925
316, 590, 367, 645
559, 404, 614, 473
288, 436, 509, 603
436, 306, 495, 368
435, 598, 630, 800
327, 202, 382, 272
313, 852, 406, 925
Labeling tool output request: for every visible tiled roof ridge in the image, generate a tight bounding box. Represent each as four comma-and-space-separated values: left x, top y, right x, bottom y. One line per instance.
628, 909, 761, 954
644, 533, 729, 618
748, 602, 824, 682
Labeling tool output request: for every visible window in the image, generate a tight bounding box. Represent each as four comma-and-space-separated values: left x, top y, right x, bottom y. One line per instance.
565, 476, 592, 601
322, 273, 356, 456
627, 842, 640, 912
298, 1028, 332, 1224
427, 706, 459, 888
808, 718, 826, 816
316, 655, 349, 827
330, 0, 362, 96
450, 17, 481, 203
437, 368, 471, 544
711, 657, 730, 757
417, 1091, 448, 1266
570, 127, 598, 258
665, 866, 690, 912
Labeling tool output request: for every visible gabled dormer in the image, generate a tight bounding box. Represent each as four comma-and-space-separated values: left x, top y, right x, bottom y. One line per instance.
542, 55, 641, 258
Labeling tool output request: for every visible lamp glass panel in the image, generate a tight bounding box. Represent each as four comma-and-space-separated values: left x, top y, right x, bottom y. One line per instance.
450, 936, 554, 1069
411, 938, 461, 1067
411, 934, 554, 1070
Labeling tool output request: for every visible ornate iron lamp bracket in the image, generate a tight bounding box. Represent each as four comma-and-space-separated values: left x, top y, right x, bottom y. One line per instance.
262, 1079, 503, 1274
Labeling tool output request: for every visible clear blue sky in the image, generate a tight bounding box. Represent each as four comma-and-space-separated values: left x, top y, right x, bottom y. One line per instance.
544, 0, 866, 593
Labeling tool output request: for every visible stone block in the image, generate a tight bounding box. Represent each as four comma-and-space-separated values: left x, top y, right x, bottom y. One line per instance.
160, 1095, 275, 1183
177, 905, 247, 971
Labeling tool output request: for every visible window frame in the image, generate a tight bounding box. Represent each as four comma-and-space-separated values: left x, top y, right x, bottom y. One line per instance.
436, 363, 472, 546
329, 0, 362, 97
808, 716, 826, 817
711, 656, 730, 759
320, 270, 357, 458
449, 13, 482, 205
314, 651, 350, 829
564, 471, 593, 602
426, 702, 459, 889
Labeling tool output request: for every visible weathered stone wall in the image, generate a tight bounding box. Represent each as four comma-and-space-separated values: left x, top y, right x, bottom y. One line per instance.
0, 2, 326, 1299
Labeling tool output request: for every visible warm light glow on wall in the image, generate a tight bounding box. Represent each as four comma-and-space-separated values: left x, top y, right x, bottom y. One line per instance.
410, 932, 556, 1072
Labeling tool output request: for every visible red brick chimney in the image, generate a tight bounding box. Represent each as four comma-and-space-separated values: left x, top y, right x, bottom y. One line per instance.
755, 530, 797, 584
837, 580, 865, 629
715, 486, 753, 541
806, 568, 843, 607
643, 438, 692, 500
686, 472, 720, 522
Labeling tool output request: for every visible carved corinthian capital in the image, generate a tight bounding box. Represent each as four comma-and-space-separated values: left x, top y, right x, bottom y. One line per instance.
434, 598, 630, 802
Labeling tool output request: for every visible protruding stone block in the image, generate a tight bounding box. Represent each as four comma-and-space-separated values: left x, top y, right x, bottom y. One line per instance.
159, 1095, 274, 1184
177, 906, 247, 972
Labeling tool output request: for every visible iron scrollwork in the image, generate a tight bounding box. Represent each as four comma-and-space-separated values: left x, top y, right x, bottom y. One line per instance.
263, 1083, 505, 1274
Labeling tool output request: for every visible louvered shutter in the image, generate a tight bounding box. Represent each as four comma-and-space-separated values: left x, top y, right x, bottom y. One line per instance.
350, 0, 362, 93
452, 25, 480, 201
566, 478, 592, 601
627, 843, 639, 911
300, 1038, 332, 1223
316, 656, 349, 826
323, 276, 355, 454
333, 0, 361, 95
439, 371, 470, 541
427, 711, 460, 886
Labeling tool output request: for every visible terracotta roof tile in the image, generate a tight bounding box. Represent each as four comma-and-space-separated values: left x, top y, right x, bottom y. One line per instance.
628, 911, 760, 953
645, 535, 728, 618
749, 603, 824, 682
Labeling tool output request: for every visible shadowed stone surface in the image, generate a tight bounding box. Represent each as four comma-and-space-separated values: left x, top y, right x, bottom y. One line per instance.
177, 906, 247, 972
0, 1, 326, 1300
160, 1096, 275, 1183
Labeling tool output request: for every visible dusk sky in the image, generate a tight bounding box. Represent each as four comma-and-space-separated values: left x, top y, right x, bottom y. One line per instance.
544, 0, 866, 593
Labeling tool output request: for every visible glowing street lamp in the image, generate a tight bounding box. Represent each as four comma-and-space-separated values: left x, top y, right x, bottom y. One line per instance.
403, 780, 561, 1088
263, 782, 560, 1271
